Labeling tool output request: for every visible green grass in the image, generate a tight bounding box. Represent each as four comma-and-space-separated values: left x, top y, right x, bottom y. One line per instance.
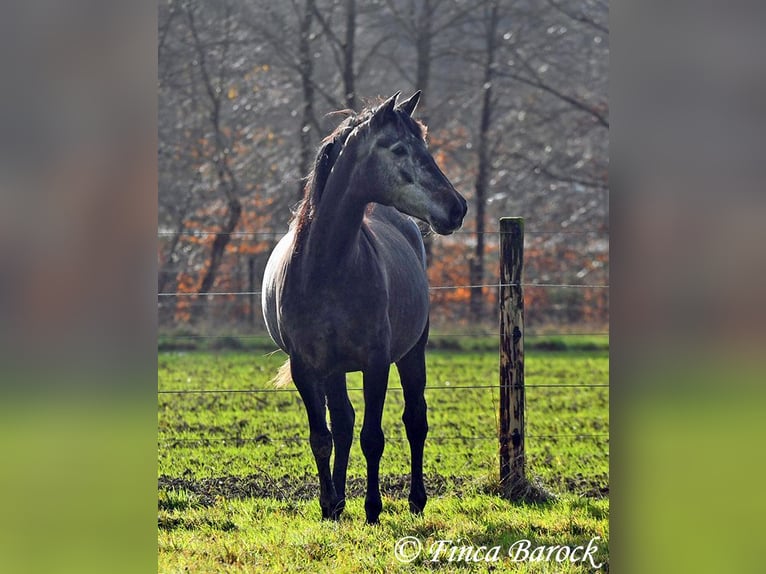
158, 332, 609, 353
158, 346, 608, 572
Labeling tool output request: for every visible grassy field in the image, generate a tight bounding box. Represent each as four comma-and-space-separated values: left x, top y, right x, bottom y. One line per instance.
158, 343, 608, 572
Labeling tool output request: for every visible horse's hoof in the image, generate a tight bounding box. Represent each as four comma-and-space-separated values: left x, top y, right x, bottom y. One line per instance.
408, 494, 427, 515
321, 498, 345, 521
330, 499, 345, 520
365, 497, 382, 524
408, 500, 424, 514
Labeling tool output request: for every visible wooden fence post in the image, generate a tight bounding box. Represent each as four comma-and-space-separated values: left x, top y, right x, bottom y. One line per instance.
499, 217, 526, 499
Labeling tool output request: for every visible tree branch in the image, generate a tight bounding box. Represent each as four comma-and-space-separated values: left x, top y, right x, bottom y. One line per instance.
544, 0, 609, 36
498, 52, 609, 129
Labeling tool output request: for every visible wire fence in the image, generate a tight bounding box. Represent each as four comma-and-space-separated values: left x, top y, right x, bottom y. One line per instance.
159, 359, 608, 493
158, 224, 609, 330
158, 382, 609, 395
159, 434, 609, 446
158, 382, 609, 446
157, 283, 609, 298
157, 229, 608, 237
160, 331, 608, 339
158, 225, 609, 479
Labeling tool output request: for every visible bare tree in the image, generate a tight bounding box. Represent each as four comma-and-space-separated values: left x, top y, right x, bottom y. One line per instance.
157, 0, 609, 331
380, 0, 484, 118
469, 0, 500, 321
295, 0, 320, 200
183, 2, 244, 308
159, 0, 286, 323
311, 0, 358, 109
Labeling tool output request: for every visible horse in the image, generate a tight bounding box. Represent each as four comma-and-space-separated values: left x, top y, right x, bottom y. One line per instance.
261, 91, 467, 524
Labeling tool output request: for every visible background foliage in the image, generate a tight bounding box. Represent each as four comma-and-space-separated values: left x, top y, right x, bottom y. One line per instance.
158, 0, 609, 333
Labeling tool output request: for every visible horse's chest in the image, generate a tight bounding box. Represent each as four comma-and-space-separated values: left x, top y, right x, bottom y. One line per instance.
290, 277, 385, 330
282, 285, 386, 371
278, 238, 428, 370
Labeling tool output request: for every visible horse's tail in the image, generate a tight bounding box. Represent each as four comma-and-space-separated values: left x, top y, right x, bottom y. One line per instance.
271, 358, 293, 388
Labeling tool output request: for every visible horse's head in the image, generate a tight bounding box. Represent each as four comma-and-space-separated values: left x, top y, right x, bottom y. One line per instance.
356, 92, 467, 235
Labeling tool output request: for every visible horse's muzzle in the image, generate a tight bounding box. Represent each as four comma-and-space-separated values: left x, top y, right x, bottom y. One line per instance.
432, 194, 467, 235
450, 195, 468, 228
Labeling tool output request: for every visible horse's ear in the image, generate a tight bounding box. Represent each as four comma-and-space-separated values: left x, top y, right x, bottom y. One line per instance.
372, 91, 400, 126
382, 91, 400, 113
397, 90, 421, 116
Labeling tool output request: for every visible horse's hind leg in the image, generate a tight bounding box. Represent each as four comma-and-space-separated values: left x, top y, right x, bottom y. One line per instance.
395, 323, 429, 514
326, 373, 354, 517
360, 353, 391, 524
291, 359, 341, 520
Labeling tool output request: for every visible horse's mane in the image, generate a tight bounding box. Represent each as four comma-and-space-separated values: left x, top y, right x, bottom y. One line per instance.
290, 99, 427, 250
291, 112, 364, 247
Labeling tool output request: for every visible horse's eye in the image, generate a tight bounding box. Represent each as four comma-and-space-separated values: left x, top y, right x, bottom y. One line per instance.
390, 144, 408, 157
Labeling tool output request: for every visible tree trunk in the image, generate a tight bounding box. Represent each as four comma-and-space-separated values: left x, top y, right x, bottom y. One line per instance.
343, 0, 357, 109
185, 3, 243, 322
470, 0, 499, 323
415, 0, 434, 265
298, 0, 317, 199
197, 197, 242, 297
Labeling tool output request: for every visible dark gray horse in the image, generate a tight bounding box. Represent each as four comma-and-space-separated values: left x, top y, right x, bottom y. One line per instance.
261, 91, 467, 523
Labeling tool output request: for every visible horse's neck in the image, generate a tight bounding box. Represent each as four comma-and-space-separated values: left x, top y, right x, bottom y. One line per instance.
303, 146, 368, 279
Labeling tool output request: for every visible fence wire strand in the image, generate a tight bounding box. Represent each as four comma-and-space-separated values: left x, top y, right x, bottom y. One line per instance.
158, 229, 609, 237
159, 434, 610, 445
158, 383, 608, 395
158, 282, 609, 297
159, 332, 608, 339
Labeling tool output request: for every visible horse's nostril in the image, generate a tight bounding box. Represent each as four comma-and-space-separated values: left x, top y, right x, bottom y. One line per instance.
450, 201, 465, 223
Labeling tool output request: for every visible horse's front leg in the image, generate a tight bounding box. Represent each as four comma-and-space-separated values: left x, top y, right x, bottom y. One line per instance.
326, 373, 354, 517
291, 359, 341, 520
360, 354, 390, 524
396, 324, 429, 514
